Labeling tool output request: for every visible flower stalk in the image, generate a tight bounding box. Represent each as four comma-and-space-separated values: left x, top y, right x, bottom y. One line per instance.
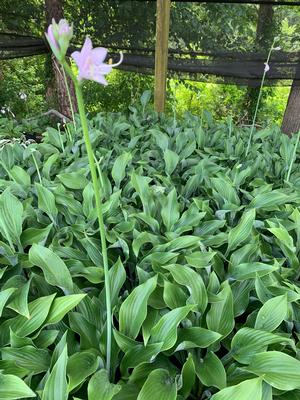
245, 39, 277, 157
63, 60, 112, 374
76, 83, 112, 374
45, 19, 120, 376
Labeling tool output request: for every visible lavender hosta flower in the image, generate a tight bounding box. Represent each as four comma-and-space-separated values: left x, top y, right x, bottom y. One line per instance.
45, 19, 73, 60
71, 37, 123, 85
264, 62, 270, 73
1, 106, 15, 118
19, 92, 27, 101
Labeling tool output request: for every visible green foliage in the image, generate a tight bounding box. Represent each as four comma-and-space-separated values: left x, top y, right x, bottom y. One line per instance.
1, 1, 298, 123
0, 57, 46, 120
0, 101, 300, 398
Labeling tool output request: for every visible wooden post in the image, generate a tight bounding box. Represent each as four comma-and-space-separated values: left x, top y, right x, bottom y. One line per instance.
154, 0, 171, 113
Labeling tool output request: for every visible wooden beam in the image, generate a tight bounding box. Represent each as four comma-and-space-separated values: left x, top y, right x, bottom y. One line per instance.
154, 0, 171, 113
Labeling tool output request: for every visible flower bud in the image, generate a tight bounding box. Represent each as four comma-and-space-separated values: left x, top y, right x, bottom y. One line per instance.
264, 62, 270, 73
45, 18, 73, 61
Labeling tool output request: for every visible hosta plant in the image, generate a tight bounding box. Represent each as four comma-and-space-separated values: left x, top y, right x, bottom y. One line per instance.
0, 18, 300, 400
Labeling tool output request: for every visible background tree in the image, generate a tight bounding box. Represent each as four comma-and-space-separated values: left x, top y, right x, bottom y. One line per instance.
281, 63, 300, 135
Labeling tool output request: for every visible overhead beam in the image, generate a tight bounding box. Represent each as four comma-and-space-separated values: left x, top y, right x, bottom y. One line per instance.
154, 0, 171, 113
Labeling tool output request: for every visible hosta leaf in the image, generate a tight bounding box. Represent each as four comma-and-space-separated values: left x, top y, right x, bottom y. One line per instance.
35, 183, 58, 222
67, 351, 99, 391
120, 342, 163, 375
211, 377, 262, 400
163, 264, 207, 312
57, 171, 89, 189
42, 153, 59, 180
9, 330, 33, 348
162, 236, 200, 252
110, 384, 139, 400
132, 232, 160, 258
150, 305, 195, 351
113, 330, 138, 353
0, 372, 36, 399
161, 188, 180, 231
1, 346, 50, 374
137, 369, 177, 400
45, 294, 86, 325
0, 360, 28, 379
175, 206, 206, 235
119, 276, 157, 339
131, 173, 155, 217
231, 327, 295, 364
262, 383, 272, 400
10, 166, 31, 186
210, 176, 240, 206
82, 182, 95, 219
230, 243, 258, 266
106, 258, 126, 308
0, 294, 56, 346
68, 312, 99, 349
230, 262, 278, 280
0, 190, 23, 248
206, 281, 234, 337
163, 280, 187, 309
197, 352, 226, 390
175, 327, 222, 351
228, 209, 255, 252
112, 152, 132, 187
179, 354, 195, 399
185, 251, 216, 268
232, 280, 252, 317
29, 244, 73, 292
140, 251, 179, 267
268, 227, 295, 251
142, 308, 159, 343
42, 344, 68, 400
247, 351, 300, 390
140, 90, 151, 108
249, 190, 290, 209
164, 149, 179, 175
7, 278, 31, 318
51, 331, 67, 367
70, 264, 104, 284
0, 288, 16, 317
88, 370, 121, 400
255, 295, 287, 332
21, 224, 53, 247
34, 330, 59, 349
150, 129, 169, 151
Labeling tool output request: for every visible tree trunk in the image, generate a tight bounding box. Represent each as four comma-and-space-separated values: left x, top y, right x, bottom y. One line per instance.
45, 0, 77, 118
281, 64, 300, 135
244, 1, 274, 122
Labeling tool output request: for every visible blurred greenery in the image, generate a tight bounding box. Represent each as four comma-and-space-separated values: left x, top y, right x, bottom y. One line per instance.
0, 59, 290, 128
0, 0, 299, 125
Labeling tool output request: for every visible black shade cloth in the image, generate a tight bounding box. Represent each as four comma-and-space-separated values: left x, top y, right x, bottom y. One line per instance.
1, 0, 300, 86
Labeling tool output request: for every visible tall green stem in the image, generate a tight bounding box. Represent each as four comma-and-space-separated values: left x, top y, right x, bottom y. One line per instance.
76, 84, 112, 373
245, 41, 275, 157
63, 63, 112, 374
